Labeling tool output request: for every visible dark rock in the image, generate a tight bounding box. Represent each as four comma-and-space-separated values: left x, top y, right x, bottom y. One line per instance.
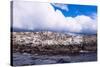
57, 58, 71, 63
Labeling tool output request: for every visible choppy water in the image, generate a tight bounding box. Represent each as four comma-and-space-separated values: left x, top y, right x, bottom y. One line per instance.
12, 52, 97, 66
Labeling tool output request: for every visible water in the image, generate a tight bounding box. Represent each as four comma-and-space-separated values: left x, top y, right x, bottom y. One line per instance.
12, 52, 97, 66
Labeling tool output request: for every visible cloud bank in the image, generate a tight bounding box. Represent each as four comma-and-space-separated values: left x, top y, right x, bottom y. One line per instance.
12, 1, 97, 34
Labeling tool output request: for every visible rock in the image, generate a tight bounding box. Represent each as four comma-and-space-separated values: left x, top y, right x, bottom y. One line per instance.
12, 32, 97, 54
57, 58, 71, 63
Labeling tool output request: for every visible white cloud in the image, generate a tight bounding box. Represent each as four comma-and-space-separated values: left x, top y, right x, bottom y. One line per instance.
52, 3, 69, 11
13, 1, 97, 34
75, 15, 97, 33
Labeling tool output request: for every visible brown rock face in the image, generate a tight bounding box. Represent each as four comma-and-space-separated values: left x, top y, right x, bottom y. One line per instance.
11, 31, 97, 55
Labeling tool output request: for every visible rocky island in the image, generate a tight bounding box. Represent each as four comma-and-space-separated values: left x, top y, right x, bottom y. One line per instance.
11, 31, 97, 55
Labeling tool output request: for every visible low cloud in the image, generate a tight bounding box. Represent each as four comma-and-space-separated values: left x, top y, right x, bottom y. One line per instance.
12, 1, 97, 34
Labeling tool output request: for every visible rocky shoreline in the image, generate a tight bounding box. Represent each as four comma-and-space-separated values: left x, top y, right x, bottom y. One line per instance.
11, 32, 97, 55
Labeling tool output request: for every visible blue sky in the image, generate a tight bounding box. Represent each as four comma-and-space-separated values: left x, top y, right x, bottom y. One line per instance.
12, 2, 97, 34
52, 3, 97, 17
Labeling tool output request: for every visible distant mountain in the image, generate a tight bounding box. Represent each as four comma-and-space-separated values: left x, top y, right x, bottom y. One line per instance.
11, 27, 34, 32
11, 27, 97, 35
11, 27, 67, 32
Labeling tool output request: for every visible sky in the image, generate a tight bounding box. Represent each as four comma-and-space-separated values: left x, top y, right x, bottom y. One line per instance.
12, 1, 97, 34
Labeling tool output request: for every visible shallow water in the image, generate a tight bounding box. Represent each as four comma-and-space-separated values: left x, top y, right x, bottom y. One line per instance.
12, 52, 97, 66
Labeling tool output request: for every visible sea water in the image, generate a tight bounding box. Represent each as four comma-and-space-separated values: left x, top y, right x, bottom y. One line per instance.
12, 52, 97, 66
